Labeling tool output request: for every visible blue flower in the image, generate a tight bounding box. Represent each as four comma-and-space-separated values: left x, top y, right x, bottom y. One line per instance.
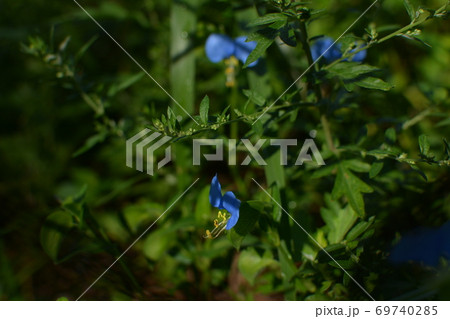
350, 46, 367, 62
205, 34, 258, 67
311, 37, 342, 63
205, 174, 241, 238
390, 221, 450, 267
311, 36, 367, 63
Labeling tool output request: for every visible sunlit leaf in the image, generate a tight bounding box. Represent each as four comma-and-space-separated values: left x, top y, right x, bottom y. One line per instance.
199, 95, 209, 125
354, 77, 393, 91
247, 13, 287, 27
332, 163, 373, 217
320, 193, 358, 244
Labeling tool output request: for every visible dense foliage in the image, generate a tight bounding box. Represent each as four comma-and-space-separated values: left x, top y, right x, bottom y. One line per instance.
1, 0, 449, 300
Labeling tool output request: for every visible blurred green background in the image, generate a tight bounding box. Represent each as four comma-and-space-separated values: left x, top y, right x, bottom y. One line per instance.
0, 0, 449, 300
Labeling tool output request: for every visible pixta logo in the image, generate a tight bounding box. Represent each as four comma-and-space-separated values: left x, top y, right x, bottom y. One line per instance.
126, 129, 325, 175
126, 128, 172, 175
192, 130, 325, 166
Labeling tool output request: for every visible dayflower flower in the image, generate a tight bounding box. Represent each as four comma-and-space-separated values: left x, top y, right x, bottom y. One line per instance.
389, 221, 450, 267
311, 36, 367, 63
205, 174, 241, 238
205, 33, 258, 67
311, 37, 342, 63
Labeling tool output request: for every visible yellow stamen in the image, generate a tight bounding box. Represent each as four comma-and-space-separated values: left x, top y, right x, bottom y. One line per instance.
224, 56, 239, 88
204, 210, 230, 239
204, 229, 212, 239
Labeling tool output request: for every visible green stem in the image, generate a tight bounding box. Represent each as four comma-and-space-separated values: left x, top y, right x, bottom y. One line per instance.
402, 108, 434, 131
72, 78, 104, 116
325, 3, 448, 70
230, 84, 239, 140
229, 83, 247, 194
298, 22, 322, 101
378, 3, 447, 43
298, 21, 338, 155
320, 114, 338, 155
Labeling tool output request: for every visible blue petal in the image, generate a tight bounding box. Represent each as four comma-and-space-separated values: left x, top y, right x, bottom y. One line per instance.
221, 191, 240, 230
205, 34, 235, 63
311, 37, 342, 63
389, 221, 450, 267
209, 174, 222, 208
349, 47, 367, 62
234, 36, 258, 67
442, 222, 450, 259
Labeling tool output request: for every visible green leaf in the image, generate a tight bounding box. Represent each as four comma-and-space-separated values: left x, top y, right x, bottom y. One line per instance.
367, 149, 401, 158
311, 163, 337, 179
264, 149, 286, 188
238, 248, 278, 285
142, 228, 174, 260
72, 130, 108, 158
436, 117, 450, 127
401, 35, 431, 48
279, 24, 297, 47
199, 95, 209, 124
247, 13, 287, 27
242, 89, 266, 106
244, 28, 278, 68
418, 134, 430, 156
328, 62, 379, 80
443, 138, 450, 159
332, 163, 373, 217
107, 72, 145, 97
320, 194, 358, 244
345, 216, 375, 241
277, 241, 297, 282
123, 202, 164, 234
195, 186, 211, 224
369, 161, 384, 179
264, 150, 285, 222
228, 201, 263, 249
410, 164, 428, 181
75, 35, 99, 62
40, 211, 74, 262
328, 260, 355, 270
167, 107, 177, 129
61, 185, 87, 223
316, 243, 347, 263
385, 127, 397, 144
342, 159, 371, 173
143, 217, 195, 260
56, 297, 69, 301
403, 0, 416, 21
170, 0, 199, 114
354, 77, 393, 91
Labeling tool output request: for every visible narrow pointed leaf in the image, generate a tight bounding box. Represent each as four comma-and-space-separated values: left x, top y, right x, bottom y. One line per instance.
332, 163, 373, 217
199, 95, 209, 124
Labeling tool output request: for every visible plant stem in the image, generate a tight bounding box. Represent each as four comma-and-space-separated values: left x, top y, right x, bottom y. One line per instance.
298, 21, 338, 155
320, 114, 337, 154
230, 83, 239, 140
325, 3, 448, 70
72, 77, 104, 116
402, 108, 434, 131
298, 22, 322, 101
